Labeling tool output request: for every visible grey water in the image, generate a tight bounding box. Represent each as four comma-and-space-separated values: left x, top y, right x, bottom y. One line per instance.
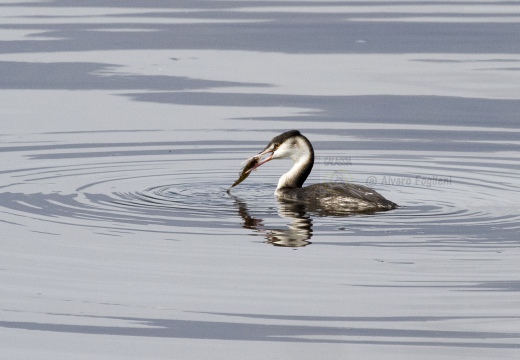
1, 1, 520, 359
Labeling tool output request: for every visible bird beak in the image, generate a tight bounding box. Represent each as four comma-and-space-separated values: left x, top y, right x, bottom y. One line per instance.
243, 147, 274, 173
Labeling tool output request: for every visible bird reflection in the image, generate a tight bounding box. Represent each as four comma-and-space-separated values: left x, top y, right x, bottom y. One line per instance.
230, 194, 314, 247
270, 200, 314, 247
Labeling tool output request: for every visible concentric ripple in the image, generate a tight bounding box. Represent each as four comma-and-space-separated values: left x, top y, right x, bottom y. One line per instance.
1, 141, 519, 247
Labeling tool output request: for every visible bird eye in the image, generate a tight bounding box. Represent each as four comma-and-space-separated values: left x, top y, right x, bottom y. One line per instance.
273, 143, 280, 150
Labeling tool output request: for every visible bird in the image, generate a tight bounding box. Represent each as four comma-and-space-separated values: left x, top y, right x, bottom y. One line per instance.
243, 130, 397, 214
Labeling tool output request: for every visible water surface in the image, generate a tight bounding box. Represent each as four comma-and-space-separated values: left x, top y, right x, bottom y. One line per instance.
1, 1, 520, 359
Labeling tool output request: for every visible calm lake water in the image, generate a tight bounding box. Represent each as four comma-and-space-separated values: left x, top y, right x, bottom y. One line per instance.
1, 1, 520, 359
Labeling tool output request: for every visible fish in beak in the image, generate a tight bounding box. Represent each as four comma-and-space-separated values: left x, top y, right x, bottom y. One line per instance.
228, 145, 276, 190
245, 147, 275, 173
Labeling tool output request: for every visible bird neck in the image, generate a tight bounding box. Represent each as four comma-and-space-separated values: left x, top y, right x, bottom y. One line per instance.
276, 137, 314, 191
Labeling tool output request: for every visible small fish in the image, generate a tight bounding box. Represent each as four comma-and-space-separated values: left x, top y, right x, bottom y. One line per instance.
228, 156, 260, 190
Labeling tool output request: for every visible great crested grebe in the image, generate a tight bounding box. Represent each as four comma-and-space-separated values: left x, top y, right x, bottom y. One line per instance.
239, 130, 397, 213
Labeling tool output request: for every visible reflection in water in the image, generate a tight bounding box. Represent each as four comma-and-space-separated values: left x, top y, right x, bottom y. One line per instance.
230, 193, 313, 247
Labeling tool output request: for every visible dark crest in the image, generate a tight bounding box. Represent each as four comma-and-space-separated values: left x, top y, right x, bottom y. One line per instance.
269, 130, 301, 145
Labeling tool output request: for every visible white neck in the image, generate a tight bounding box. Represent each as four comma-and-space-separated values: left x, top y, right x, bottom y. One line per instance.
275, 137, 314, 194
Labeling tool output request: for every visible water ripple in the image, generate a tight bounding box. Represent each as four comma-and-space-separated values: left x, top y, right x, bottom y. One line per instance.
1, 143, 519, 247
